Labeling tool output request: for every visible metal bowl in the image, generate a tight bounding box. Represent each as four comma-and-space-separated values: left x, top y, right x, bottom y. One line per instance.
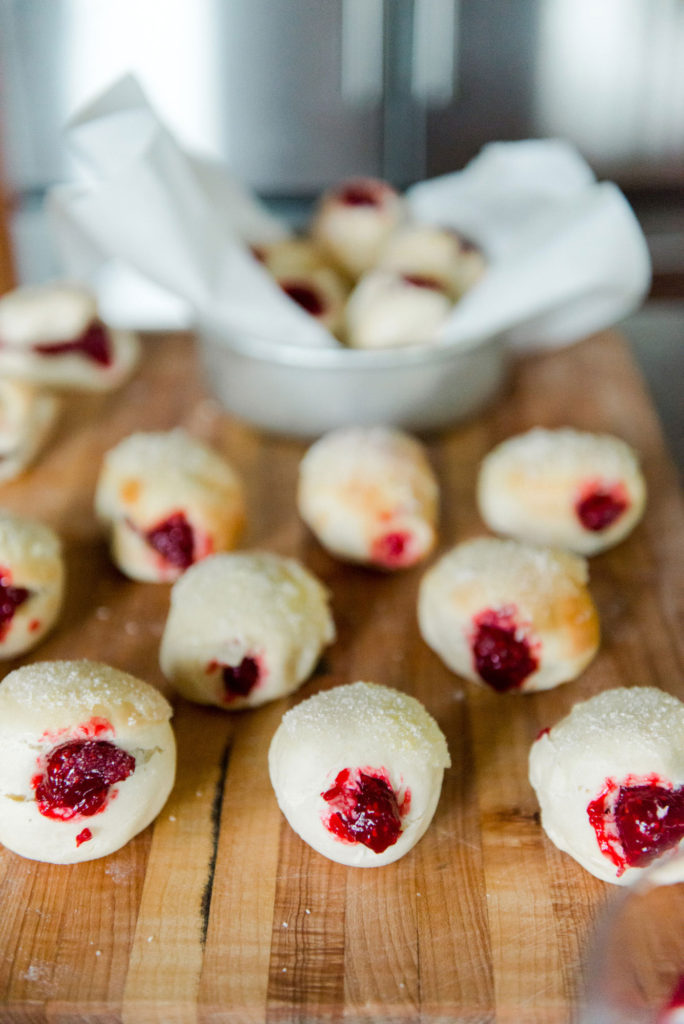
197, 319, 509, 437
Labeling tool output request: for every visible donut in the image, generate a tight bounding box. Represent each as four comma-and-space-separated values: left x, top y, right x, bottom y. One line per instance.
0, 660, 176, 863
0, 510, 64, 658
94, 428, 246, 582
477, 427, 647, 556
273, 265, 348, 339
252, 236, 330, 278
268, 681, 450, 867
529, 687, 684, 885
311, 177, 405, 280
377, 224, 487, 299
417, 537, 600, 693
0, 282, 140, 391
344, 269, 453, 350
297, 425, 439, 570
159, 551, 335, 709
0, 379, 61, 483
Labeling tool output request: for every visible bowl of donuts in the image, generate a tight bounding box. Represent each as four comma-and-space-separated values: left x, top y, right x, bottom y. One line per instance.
197, 175, 507, 437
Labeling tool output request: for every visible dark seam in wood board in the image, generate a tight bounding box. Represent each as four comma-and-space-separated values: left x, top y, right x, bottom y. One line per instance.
200, 737, 232, 947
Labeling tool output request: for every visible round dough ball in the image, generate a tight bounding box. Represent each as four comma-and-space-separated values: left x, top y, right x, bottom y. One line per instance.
268, 680, 451, 867
0, 282, 139, 391
0, 660, 176, 863
311, 177, 405, 280
0, 510, 64, 658
297, 425, 439, 570
344, 269, 453, 350
0, 380, 61, 483
477, 427, 647, 556
253, 236, 330, 278
529, 687, 684, 885
160, 551, 335, 709
273, 265, 349, 339
377, 224, 487, 299
418, 536, 600, 693
95, 428, 246, 582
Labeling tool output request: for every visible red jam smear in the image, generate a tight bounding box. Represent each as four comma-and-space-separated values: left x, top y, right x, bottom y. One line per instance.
587, 776, 684, 875
471, 607, 539, 692
0, 566, 30, 640
322, 768, 405, 854
337, 179, 385, 207
76, 827, 93, 847
370, 530, 414, 569
33, 320, 112, 367
145, 511, 195, 569
34, 740, 135, 820
575, 480, 629, 532
401, 274, 443, 291
280, 281, 326, 317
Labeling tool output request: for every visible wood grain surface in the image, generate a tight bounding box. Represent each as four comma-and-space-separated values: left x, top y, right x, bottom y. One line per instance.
0, 329, 681, 1024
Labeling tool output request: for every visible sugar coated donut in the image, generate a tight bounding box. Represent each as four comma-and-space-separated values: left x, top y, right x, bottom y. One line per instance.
0, 282, 139, 391
344, 269, 453, 350
0, 511, 64, 658
529, 687, 684, 885
0, 379, 61, 483
160, 551, 335, 709
268, 681, 450, 867
95, 428, 246, 582
0, 660, 175, 863
477, 427, 647, 555
418, 537, 600, 693
377, 224, 487, 299
311, 177, 405, 280
297, 426, 438, 570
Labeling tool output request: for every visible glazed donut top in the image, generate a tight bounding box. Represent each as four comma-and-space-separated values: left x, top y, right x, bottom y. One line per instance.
0, 660, 173, 736
98, 429, 243, 509
433, 536, 589, 611
276, 681, 451, 770
486, 427, 642, 484
0, 283, 98, 347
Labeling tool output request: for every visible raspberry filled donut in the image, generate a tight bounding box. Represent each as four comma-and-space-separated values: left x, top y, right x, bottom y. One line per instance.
160, 551, 335, 709
477, 427, 647, 556
0, 379, 61, 483
297, 425, 439, 570
344, 269, 453, 350
0, 511, 64, 658
273, 265, 348, 339
0, 282, 139, 391
0, 660, 176, 863
311, 177, 405, 280
377, 224, 487, 299
529, 687, 684, 885
268, 681, 450, 867
95, 428, 246, 582
418, 537, 600, 693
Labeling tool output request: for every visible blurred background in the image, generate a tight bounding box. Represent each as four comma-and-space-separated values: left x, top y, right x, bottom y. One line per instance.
0, 0, 682, 459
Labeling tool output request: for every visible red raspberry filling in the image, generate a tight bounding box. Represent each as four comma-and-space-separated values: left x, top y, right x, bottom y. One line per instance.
34, 739, 135, 820
33, 320, 113, 367
401, 274, 444, 291
0, 568, 30, 640
370, 530, 414, 568
322, 768, 404, 854
575, 481, 629, 532
145, 512, 195, 569
208, 655, 261, 701
471, 607, 539, 692
337, 180, 385, 207
587, 776, 684, 875
280, 281, 326, 318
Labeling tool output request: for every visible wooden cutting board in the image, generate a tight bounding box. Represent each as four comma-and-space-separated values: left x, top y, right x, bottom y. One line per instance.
0, 329, 681, 1024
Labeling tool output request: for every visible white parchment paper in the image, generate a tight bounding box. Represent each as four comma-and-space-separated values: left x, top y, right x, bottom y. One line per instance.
47, 75, 652, 353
